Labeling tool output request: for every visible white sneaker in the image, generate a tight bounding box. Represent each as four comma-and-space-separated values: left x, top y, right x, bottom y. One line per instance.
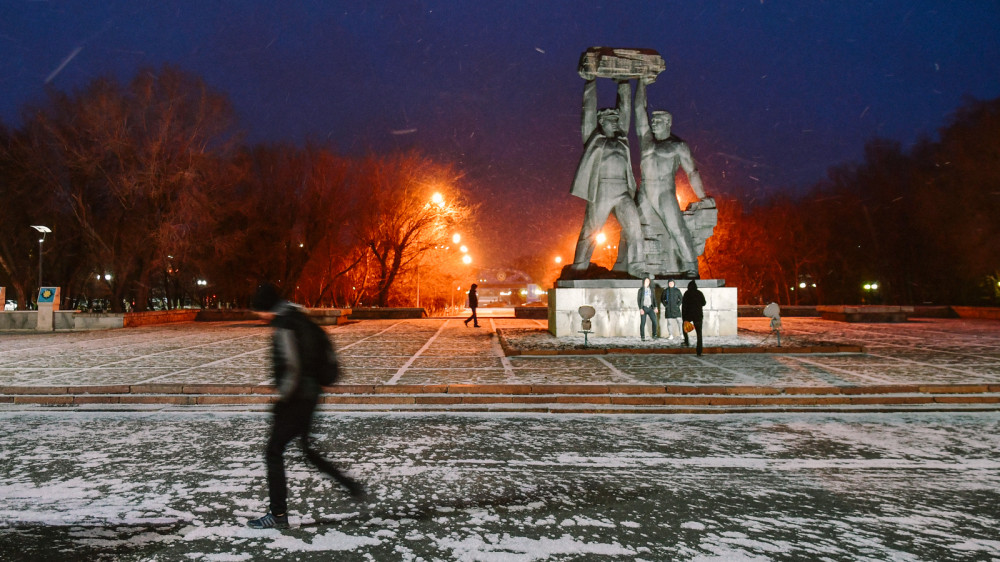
667, 335, 674, 340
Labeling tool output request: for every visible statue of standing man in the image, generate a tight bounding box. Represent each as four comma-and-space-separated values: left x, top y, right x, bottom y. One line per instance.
568, 74, 645, 277
635, 75, 712, 277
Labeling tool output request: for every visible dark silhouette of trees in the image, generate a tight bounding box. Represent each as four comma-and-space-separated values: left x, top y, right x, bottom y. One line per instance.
218, 144, 355, 306
1, 67, 475, 311
17, 66, 238, 311
706, 95, 1000, 306
0, 123, 43, 308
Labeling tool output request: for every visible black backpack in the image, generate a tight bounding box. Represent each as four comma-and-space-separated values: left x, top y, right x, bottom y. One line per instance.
293, 312, 341, 386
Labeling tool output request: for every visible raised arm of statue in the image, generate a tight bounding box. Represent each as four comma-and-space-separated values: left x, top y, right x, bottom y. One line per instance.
581, 79, 597, 144
616, 79, 631, 136
635, 77, 653, 152
678, 145, 708, 200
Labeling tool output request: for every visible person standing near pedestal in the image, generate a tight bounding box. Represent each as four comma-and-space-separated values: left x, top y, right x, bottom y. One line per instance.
682, 280, 706, 355
636, 277, 659, 341
660, 279, 683, 340
464, 283, 480, 328
569, 76, 645, 277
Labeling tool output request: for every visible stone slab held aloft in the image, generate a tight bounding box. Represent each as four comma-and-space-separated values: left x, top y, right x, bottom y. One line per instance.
578, 46, 666, 79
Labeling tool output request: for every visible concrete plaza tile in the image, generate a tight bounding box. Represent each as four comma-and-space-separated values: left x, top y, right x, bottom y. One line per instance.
339, 343, 425, 356
338, 369, 399, 385
339, 356, 411, 369
40, 369, 180, 386
393, 369, 511, 385
409, 357, 505, 369
144, 369, 268, 386
624, 368, 757, 385
508, 356, 609, 370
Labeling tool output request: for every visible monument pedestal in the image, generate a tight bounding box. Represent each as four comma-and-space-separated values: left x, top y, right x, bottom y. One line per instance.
36, 287, 60, 331
548, 280, 737, 338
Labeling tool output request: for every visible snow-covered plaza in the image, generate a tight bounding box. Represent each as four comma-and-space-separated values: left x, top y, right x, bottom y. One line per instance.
2, 316, 1000, 560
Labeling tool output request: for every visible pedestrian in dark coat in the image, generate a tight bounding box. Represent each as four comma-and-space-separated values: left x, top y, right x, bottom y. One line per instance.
660, 279, 683, 340
247, 283, 364, 530
636, 277, 659, 340
464, 283, 480, 327
681, 280, 706, 355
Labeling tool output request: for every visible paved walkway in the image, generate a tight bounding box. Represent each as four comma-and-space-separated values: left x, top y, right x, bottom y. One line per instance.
2, 410, 998, 560
2, 317, 999, 412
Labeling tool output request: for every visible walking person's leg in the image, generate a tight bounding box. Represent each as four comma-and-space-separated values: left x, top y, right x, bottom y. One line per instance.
695, 319, 703, 355
649, 308, 659, 339
249, 402, 307, 528
301, 434, 366, 498
296, 400, 366, 498
639, 310, 647, 340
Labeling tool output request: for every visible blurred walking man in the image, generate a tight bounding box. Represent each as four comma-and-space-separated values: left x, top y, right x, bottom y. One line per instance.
247, 283, 364, 529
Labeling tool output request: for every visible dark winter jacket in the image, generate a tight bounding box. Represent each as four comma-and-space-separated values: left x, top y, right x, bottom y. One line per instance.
661, 284, 683, 318
681, 280, 706, 322
468, 287, 478, 309
270, 302, 323, 403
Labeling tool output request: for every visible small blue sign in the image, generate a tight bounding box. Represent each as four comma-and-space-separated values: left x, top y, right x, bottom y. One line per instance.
37, 287, 58, 303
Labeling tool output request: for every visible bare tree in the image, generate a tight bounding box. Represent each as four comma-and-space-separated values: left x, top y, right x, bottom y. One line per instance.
351, 151, 472, 307
24, 66, 238, 311
216, 144, 353, 304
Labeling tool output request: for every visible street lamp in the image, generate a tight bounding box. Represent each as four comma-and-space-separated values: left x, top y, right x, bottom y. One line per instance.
863, 282, 879, 304
30, 225, 51, 291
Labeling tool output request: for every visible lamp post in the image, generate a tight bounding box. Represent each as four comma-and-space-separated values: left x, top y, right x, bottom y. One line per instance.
30, 226, 51, 292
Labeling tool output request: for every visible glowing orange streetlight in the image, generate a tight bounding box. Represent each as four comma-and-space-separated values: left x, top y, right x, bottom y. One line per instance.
462, 254, 472, 265
431, 192, 445, 207
595, 232, 607, 244
452, 233, 461, 244
554, 256, 563, 264
459, 245, 468, 253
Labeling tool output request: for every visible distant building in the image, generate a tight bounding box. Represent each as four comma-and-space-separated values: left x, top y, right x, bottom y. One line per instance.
471, 269, 543, 306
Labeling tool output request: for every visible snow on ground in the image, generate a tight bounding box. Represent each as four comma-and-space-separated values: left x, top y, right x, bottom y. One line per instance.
3, 317, 1000, 389
1, 411, 999, 560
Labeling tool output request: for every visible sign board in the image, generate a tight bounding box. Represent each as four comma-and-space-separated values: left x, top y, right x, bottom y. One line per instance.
38, 287, 59, 304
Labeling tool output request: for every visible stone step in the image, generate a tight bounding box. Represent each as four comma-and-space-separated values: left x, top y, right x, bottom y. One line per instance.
3, 383, 999, 413
3, 382, 998, 397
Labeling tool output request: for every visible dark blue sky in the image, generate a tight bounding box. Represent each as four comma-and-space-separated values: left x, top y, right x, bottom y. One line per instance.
3, 1, 999, 263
